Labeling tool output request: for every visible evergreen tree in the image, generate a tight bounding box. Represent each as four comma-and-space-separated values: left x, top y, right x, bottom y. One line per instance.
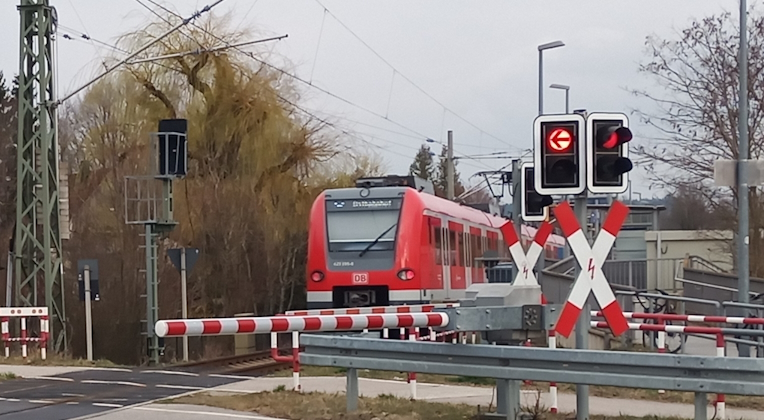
435, 144, 465, 198
408, 144, 436, 181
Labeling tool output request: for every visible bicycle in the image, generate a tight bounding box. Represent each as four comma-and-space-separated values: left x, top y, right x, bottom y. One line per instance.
634, 289, 686, 354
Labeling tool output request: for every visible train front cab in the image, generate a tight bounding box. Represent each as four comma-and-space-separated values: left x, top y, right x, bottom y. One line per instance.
306, 187, 426, 311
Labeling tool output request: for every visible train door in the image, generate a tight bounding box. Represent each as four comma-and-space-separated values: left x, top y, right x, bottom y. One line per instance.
425, 216, 443, 291
470, 227, 483, 283
448, 221, 466, 291
440, 222, 451, 298
463, 230, 472, 287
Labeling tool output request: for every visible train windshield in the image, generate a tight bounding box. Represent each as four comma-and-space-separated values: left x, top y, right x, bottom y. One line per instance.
325, 198, 402, 253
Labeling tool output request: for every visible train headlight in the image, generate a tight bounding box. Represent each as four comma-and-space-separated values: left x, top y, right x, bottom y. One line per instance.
397, 269, 415, 281
310, 271, 324, 282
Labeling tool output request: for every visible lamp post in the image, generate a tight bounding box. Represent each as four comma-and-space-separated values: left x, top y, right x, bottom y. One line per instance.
549, 83, 570, 113
538, 41, 565, 115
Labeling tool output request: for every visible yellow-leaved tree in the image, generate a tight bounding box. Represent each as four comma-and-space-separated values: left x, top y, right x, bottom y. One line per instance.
59, 10, 384, 364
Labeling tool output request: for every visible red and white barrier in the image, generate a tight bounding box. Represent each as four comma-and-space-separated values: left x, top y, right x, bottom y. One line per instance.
591, 311, 764, 326
590, 321, 725, 335
155, 312, 449, 337
0, 307, 48, 360
284, 303, 458, 317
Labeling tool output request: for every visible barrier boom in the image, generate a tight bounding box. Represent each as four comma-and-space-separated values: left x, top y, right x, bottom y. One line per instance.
155, 312, 449, 337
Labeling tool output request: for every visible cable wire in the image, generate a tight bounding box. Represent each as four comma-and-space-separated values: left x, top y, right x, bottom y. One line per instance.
312, 0, 522, 152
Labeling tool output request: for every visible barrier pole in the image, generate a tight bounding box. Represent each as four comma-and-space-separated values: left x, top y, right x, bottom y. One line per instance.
1, 317, 7, 358
292, 331, 300, 392
20, 317, 26, 359
408, 327, 417, 399
549, 329, 558, 414
40, 315, 48, 360
716, 334, 726, 419
657, 319, 666, 394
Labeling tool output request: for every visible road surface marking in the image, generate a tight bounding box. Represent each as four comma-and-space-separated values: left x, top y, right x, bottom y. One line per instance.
84, 367, 133, 373
93, 403, 124, 408
24, 376, 74, 382
156, 384, 205, 390
82, 380, 146, 387
66, 402, 79, 405
133, 406, 284, 419
28, 399, 54, 404
208, 374, 253, 380
142, 370, 199, 377
5, 398, 19, 402
62, 393, 85, 397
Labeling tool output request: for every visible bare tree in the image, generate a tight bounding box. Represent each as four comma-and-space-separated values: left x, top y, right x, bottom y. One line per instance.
630, 8, 764, 275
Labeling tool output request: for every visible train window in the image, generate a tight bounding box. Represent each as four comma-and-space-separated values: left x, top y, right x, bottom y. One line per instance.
449, 229, 458, 267
459, 232, 472, 267
475, 234, 483, 259
470, 234, 479, 265
434, 227, 443, 266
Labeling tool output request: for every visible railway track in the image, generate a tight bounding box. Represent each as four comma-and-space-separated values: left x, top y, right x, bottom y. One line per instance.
173, 348, 292, 376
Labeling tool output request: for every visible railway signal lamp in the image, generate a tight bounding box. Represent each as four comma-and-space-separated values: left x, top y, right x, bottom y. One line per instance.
533, 114, 586, 196
521, 162, 553, 222
586, 112, 633, 194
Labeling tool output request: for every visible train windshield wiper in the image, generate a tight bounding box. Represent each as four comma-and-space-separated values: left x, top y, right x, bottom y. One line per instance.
358, 223, 397, 257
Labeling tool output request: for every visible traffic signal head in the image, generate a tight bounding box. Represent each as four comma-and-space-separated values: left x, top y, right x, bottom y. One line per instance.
533, 114, 586, 196
586, 113, 633, 194
520, 162, 553, 222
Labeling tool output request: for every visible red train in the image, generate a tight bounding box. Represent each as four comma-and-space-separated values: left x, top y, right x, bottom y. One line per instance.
305, 175, 565, 309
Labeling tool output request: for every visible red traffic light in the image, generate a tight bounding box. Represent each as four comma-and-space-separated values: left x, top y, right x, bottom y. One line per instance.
599, 126, 632, 149
546, 127, 574, 152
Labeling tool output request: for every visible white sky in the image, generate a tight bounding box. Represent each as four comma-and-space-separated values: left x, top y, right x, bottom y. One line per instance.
0, 0, 741, 200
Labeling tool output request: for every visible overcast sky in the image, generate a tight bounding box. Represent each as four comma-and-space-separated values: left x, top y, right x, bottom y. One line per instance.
0, 0, 741, 200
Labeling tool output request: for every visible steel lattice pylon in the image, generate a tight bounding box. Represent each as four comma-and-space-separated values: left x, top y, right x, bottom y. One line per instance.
14, 0, 66, 353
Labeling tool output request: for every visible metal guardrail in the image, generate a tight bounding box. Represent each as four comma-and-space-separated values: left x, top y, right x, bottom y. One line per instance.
300, 334, 764, 419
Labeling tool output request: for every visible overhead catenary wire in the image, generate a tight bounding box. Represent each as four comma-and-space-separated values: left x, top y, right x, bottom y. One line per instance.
311, 0, 522, 152
138, 0, 495, 170
56, 0, 228, 106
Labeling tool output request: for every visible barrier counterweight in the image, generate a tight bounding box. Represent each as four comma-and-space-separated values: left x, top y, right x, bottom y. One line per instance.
155, 312, 449, 337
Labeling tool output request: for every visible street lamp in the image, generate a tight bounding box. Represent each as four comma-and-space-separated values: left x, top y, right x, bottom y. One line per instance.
549, 83, 570, 113
538, 40, 565, 115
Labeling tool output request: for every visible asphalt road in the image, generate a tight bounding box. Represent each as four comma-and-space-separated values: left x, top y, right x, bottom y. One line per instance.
0, 367, 253, 420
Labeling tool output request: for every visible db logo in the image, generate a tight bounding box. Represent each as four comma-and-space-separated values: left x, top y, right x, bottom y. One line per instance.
352, 273, 369, 284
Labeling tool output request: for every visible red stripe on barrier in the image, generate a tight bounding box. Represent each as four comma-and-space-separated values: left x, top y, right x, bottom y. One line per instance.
304, 317, 322, 331
292, 311, 307, 316
165, 321, 188, 336
335, 315, 353, 330
602, 201, 629, 237
367, 315, 384, 329
320, 310, 335, 315
555, 302, 581, 338
601, 301, 629, 336
500, 222, 520, 246
534, 221, 553, 246
553, 201, 580, 238
398, 314, 414, 327
397, 307, 412, 313
202, 320, 222, 335
372, 307, 386, 314
271, 318, 290, 332
346, 309, 360, 315
682, 325, 724, 335
425, 313, 443, 326
237, 319, 256, 333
